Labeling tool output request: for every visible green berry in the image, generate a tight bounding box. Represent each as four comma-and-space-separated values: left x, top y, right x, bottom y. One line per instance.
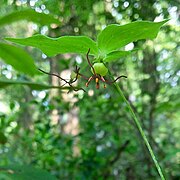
91, 63, 108, 76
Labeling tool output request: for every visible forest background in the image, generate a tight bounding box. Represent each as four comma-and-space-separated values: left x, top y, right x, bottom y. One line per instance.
0, 0, 179, 179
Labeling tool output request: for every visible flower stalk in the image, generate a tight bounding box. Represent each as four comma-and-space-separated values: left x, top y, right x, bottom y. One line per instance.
114, 81, 165, 180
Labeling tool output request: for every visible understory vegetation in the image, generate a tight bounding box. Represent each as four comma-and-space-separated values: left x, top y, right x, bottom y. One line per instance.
0, 0, 179, 179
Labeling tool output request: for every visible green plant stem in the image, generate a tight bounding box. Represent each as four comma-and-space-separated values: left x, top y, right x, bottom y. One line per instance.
114, 82, 165, 180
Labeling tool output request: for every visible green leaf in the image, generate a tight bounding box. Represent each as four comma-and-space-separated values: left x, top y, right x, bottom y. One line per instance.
0, 9, 59, 27
97, 20, 168, 54
5, 35, 98, 57
103, 50, 131, 62
0, 78, 64, 90
0, 165, 57, 180
0, 131, 7, 144
0, 43, 39, 76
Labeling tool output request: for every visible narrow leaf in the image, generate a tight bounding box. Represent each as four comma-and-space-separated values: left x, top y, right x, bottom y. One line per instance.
97, 20, 168, 54
0, 165, 57, 180
0, 9, 59, 27
104, 50, 131, 62
5, 35, 98, 57
0, 78, 66, 90
0, 43, 39, 76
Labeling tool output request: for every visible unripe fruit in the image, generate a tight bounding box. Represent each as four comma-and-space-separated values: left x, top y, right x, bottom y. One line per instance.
91, 63, 108, 76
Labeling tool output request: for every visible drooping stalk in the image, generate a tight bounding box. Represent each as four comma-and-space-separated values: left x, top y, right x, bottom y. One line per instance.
114, 82, 165, 180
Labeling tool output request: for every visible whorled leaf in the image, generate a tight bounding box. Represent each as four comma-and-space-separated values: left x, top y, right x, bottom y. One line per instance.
103, 50, 131, 62
5, 20, 168, 62
0, 9, 59, 27
103, 48, 140, 62
0, 43, 39, 76
5, 35, 98, 57
97, 20, 168, 55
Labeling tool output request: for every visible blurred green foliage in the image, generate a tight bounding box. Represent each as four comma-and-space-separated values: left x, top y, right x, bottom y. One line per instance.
0, 0, 179, 179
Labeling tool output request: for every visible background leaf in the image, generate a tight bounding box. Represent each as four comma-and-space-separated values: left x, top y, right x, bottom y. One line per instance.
97, 20, 168, 54
0, 9, 59, 27
0, 165, 57, 180
0, 131, 7, 144
0, 78, 66, 90
0, 43, 39, 76
5, 35, 99, 57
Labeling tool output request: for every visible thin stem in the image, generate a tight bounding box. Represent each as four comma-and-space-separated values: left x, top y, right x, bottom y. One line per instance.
114, 82, 165, 180
38, 68, 85, 92
86, 48, 96, 75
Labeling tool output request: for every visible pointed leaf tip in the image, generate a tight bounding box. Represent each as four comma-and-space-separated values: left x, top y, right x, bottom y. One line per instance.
5, 35, 99, 57
97, 20, 168, 54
